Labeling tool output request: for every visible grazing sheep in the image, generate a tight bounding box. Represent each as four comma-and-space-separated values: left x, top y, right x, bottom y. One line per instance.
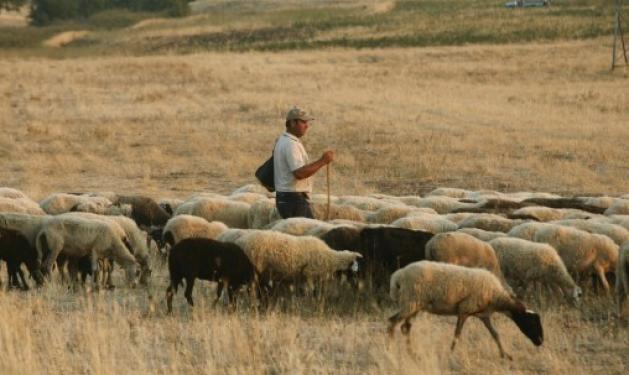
507, 222, 555, 241
576, 196, 619, 211
37, 216, 138, 287
532, 225, 619, 291
489, 237, 582, 303
269, 217, 333, 236
413, 196, 477, 214
388, 261, 543, 360
444, 212, 475, 224
605, 200, 629, 216
234, 231, 362, 289
216, 228, 256, 244
335, 196, 391, 211
162, 215, 229, 247
457, 214, 522, 233
231, 183, 273, 196
247, 199, 281, 229
509, 206, 594, 222
366, 205, 435, 224
457, 228, 507, 242
40, 193, 112, 215
616, 242, 629, 318
0, 187, 28, 199
391, 215, 458, 234
519, 197, 607, 215
424, 232, 505, 283
0, 197, 46, 215
117, 195, 171, 228
601, 215, 629, 231
320, 226, 361, 252
166, 238, 257, 312
359, 226, 434, 283
452, 198, 524, 215
176, 197, 250, 229
0, 227, 45, 290
60, 212, 152, 285
553, 219, 629, 246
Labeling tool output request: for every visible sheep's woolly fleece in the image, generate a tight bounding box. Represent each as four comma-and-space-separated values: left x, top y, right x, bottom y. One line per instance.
391, 215, 457, 234
489, 237, 580, 299
270, 217, 333, 237
457, 213, 522, 233
164, 215, 229, 244
235, 231, 361, 281
0, 197, 45, 216
456, 228, 507, 242
175, 197, 250, 229
553, 219, 629, 246
425, 232, 503, 277
510, 206, 593, 222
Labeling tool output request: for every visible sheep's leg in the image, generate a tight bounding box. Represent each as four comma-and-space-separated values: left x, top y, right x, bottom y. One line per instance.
166, 285, 175, 313
594, 264, 610, 293
16, 266, 29, 291
90, 253, 100, 291
184, 278, 195, 307
387, 311, 402, 337
6, 263, 20, 290
480, 317, 512, 360
450, 315, 469, 352
213, 281, 224, 308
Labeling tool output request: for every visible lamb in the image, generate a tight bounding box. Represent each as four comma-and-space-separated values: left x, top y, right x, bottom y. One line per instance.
117, 195, 171, 228
162, 215, 229, 247
175, 197, 250, 229
532, 224, 619, 291
0, 227, 45, 290
36, 216, 138, 287
0, 197, 46, 215
457, 228, 507, 242
166, 238, 257, 312
552, 219, 629, 246
39, 193, 112, 215
234, 231, 362, 290
247, 199, 282, 229
457, 214, 522, 233
269, 217, 333, 236
424, 232, 506, 283
616, 242, 629, 318
488, 237, 582, 303
388, 261, 543, 359
391, 215, 458, 233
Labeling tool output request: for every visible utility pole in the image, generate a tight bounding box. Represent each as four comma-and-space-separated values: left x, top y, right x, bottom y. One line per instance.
612, 0, 628, 70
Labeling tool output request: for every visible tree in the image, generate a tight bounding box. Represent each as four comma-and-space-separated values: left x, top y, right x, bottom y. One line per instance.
0, 0, 27, 11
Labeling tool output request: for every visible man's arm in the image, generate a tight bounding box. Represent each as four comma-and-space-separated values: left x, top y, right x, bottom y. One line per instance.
292, 151, 334, 180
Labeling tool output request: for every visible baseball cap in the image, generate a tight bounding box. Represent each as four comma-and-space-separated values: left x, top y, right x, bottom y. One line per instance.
286, 107, 315, 122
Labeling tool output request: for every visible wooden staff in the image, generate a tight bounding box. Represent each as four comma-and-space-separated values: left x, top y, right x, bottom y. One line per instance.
326, 164, 331, 221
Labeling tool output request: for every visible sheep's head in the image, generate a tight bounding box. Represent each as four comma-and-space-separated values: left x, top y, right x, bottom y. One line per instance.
570, 286, 583, 305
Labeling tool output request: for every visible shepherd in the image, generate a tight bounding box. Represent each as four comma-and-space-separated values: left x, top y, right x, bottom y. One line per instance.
273, 106, 334, 219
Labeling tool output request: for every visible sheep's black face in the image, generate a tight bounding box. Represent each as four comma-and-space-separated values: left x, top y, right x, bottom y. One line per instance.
510, 309, 544, 346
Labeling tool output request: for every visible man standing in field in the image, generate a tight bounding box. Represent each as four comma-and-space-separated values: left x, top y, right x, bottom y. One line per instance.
273, 107, 334, 219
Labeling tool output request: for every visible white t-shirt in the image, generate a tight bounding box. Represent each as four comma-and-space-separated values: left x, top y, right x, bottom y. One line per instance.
273, 132, 312, 193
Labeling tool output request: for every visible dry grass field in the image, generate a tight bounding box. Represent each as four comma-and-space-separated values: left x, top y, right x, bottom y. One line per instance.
1, 1, 629, 374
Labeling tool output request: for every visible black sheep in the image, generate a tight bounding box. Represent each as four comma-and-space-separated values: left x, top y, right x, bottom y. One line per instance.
358, 227, 434, 285
166, 238, 256, 313
118, 195, 171, 228
0, 227, 44, 290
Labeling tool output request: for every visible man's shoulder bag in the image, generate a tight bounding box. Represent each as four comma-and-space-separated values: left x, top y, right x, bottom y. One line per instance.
255, 138, 278, 192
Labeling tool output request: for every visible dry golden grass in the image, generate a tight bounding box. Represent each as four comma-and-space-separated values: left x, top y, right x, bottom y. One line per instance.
1, 37, 628, 373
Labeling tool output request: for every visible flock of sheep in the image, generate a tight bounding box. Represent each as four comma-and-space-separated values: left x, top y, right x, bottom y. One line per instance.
1, 184, 628, 359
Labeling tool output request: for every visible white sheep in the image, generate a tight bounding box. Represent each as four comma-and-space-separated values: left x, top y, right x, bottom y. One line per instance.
388, 261, 543, 359
425, 187, 472, 199
443, 212, 475, 224
510, 206, 594, 222
532, 224, 619, 291
37, 215, 138, 287
488, 237, 582, 303
507, 222, 555, 241
39, 193, 112, 215
216, 228, 256, 243
163, 214, 229, 246
175, 197, 250, 229
616, 242, 629, 318
0, 212, 50, 247
552, 219, 629, 246
60, 212, 152, 284
457, 228, 507, 242
424, 232, 506, 283
412, 196, 477, 214
366, 205, 436, 224
335, 195, 391, 211
269, 217, 333, 236
0, 187, 28, 199
391, 215, 458, 234
247, 199, 281, 229
234, 231, 362, 288
0, 197, 46, 215
310, 202, 367, 222
600, 215, 629, 231
228, 192, 269, 205
457, 213, 522, 233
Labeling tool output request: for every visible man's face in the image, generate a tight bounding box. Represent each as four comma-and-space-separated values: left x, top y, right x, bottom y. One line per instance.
290, 119, 309, 138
